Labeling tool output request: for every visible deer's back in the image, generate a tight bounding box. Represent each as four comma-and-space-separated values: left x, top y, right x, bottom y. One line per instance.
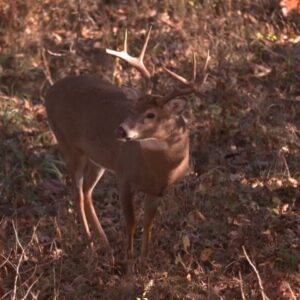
45, 75, 133, 169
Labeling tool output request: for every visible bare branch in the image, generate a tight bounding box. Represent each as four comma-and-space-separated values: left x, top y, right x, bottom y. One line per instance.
242, 246, 270, 300
12, 221, 25, 300
20, 273, 43, 300
41, 48, 54, 86
238, 271, 247, 300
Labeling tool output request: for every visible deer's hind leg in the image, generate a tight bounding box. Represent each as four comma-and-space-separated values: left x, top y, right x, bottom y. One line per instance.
82, 160, 110, 249
60, 146, 92, 246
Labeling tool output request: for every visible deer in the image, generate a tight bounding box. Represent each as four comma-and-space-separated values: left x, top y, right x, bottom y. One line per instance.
45, 28, 209, 259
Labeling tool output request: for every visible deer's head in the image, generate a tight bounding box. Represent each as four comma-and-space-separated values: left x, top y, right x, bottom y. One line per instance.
106, 28, 210, 142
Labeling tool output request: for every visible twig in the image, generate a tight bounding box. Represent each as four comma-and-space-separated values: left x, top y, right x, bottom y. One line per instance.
280, 151, 291, 178
0, 252, 12, 269
1, 222, 43, 299
242, 246, 270, 300
41, 47, 54, 86
0, 94, 21, 102
257, 41, 285, 59
76, 0, 82, 44
20, 273, 42, 300
12, 221, 25, 300
286, 281, 297, 300
53, 264, 57, 300
18, 264, 38, 289
46, 49, 67, 57
239, 270, 247, 300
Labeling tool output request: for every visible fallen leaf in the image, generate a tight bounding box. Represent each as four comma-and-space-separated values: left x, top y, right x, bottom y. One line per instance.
194, 210, 207, 222
182, 235, 190, 253
201, 248, 213, 262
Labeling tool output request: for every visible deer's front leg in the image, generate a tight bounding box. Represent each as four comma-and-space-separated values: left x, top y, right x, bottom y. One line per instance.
119, 183, 135, 259
142, 195, 160, 257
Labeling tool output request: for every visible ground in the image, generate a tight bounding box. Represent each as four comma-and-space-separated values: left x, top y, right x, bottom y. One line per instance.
0, 1, 299, 299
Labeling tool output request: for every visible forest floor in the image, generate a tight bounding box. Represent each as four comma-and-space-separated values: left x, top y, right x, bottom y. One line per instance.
0, 1, 299, 299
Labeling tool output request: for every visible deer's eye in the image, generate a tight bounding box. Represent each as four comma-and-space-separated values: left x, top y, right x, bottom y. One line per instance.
146, 112, 156, 119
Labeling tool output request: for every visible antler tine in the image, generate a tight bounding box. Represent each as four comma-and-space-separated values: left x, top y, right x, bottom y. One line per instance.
139, 26, 152, 63
164, 51, 210, 87
159, 86, 196, 104
163, 53, 198, 87
163, 67, 190, 85
124, 29, 128, 53
160, 51, 210, 104
106, 28, 152, 81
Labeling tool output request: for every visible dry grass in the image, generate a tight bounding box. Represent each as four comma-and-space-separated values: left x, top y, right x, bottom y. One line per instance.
1, 0, 299, 299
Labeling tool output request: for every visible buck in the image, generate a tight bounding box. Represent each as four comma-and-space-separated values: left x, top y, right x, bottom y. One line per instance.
45, 29, 209, 258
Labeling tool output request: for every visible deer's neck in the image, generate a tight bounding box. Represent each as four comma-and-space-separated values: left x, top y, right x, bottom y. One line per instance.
163, 121, 189, 165
117, 117, 189, 195
140, 117, 189, 181
143, 117, 188, 156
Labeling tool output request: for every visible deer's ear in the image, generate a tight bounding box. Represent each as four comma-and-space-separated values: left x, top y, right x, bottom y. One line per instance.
164, 98, 187, 114
121, 87, 142, 102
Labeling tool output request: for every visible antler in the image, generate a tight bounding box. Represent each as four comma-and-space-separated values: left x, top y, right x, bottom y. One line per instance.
160, 51, 210, 104
106, 28, 152, 93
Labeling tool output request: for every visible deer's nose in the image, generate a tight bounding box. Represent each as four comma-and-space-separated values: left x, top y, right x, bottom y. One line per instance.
115, 126, 128, 140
